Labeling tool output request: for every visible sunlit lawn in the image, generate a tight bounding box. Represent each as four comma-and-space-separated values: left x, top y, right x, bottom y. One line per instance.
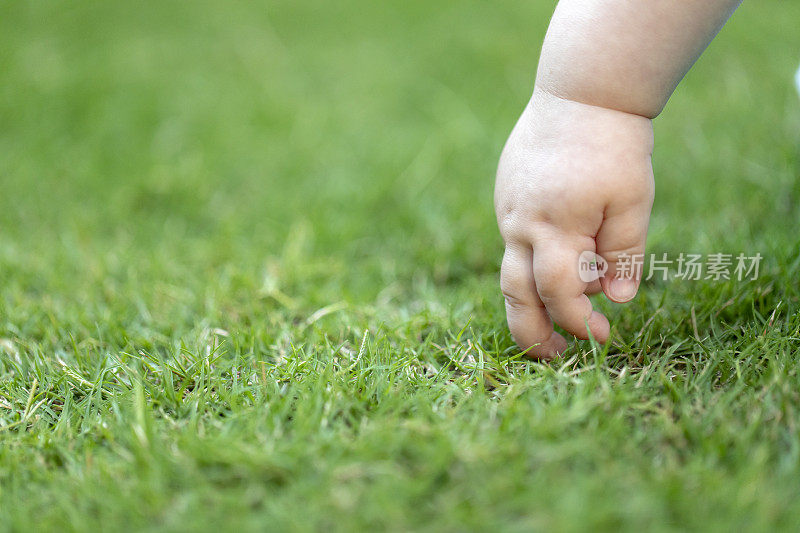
1, 0, 800, 530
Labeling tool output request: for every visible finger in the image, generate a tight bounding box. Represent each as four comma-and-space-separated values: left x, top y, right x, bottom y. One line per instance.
500, 243, 568, 358
532, 238, 610, 342
596, 203, 651, 303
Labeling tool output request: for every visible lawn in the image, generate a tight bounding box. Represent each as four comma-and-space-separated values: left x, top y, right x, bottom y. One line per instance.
1, 0, 800, 530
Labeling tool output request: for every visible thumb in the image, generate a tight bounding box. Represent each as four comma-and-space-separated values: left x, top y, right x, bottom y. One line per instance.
596, 206, 651, 303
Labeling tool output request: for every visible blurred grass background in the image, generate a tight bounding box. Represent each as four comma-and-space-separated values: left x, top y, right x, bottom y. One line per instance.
1, 0, 800, 530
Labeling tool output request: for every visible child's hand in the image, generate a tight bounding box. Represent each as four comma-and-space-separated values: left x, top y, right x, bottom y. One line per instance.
495, 0, 739, 357
495, 89, 655, 357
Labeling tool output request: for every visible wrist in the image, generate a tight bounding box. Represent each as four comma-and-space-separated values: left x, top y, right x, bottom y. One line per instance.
533, 75, 665, 120
525, 86, 655, 154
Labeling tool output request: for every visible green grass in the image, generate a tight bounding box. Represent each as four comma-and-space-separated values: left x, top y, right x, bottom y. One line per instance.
1, 0, 800, 530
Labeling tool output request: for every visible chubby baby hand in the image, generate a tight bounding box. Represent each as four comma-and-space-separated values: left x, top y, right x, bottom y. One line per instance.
495, 89, 655, 358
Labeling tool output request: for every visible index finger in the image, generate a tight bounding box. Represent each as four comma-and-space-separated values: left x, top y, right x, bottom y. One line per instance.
532, 237, 610, 342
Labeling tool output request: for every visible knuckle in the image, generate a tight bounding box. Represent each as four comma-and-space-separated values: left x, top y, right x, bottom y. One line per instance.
500, 267, 525, 294
536, 289, 563, 308
497, 214, 524, 241
534, 263, 575, 294
502, 291, 529, 311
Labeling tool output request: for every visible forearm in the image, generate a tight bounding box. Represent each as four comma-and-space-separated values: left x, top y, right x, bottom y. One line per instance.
535, 0, 742, 118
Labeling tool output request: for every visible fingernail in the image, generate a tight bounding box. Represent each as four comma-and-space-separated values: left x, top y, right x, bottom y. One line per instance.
609, 277, 638, 302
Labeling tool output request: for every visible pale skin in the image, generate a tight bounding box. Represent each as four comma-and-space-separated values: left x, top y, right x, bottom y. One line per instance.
496, 0, 742, 358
